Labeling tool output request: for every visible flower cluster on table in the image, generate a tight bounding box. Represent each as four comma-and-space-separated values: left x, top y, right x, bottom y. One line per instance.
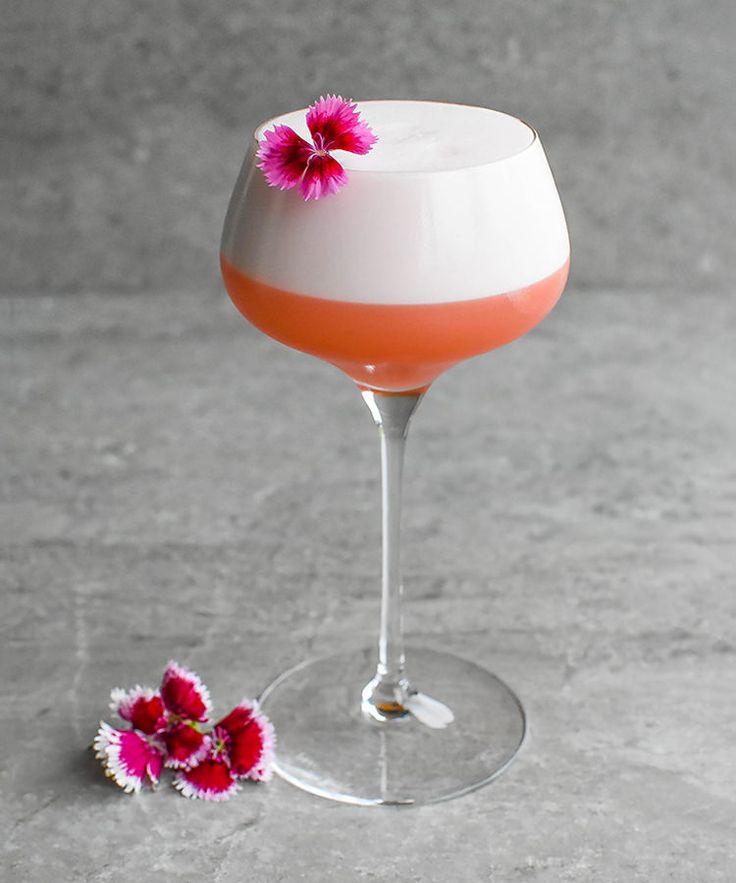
93, 661, 274, 801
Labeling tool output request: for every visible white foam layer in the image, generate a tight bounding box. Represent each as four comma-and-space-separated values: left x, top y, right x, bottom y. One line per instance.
223, 101, 569, 304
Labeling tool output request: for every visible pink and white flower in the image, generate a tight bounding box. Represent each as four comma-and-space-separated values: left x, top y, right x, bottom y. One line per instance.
160, 660, 212, 723
96, 661, 213, 792
94, 663, 274, 800
161, 720, 209, 770
109, 685, 165, 735
174, 700, 275, 800
93, 722, 164, 793
257, 95, 377, 200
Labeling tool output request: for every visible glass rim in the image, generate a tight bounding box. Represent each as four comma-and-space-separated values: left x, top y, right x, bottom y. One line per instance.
251, 98, 539, 176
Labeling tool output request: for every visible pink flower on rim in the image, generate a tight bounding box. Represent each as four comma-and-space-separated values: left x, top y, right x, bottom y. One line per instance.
173, 699, 275, 800
256, 95, 377, 201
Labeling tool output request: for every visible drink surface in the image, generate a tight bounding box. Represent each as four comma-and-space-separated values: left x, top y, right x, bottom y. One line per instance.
221, 100, 570, 390
258, 101, 536, 173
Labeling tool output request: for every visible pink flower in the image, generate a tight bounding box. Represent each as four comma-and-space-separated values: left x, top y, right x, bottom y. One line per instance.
160, 660, 211, 723
95, 661, 213, 792
173, 700, 275, 800
256, 95, 377, 200
94, 663, 275, 801
93, 722, 164, 793
111, 685, 166, 734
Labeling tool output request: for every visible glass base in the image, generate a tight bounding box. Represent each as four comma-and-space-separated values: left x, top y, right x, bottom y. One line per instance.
258, 646, 526, 806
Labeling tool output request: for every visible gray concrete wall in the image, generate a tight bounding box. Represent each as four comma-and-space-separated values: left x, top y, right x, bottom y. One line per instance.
3, 0, 734, 294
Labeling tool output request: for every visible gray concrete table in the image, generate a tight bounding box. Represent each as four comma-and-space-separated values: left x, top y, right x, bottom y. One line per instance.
2, 287, 734, 881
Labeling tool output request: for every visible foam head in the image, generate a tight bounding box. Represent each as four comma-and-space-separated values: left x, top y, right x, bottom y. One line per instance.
258, 101, 536, 173
224, 101, 569, 304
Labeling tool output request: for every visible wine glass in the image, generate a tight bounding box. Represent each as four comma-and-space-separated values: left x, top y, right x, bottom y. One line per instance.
221, 100, 569, 805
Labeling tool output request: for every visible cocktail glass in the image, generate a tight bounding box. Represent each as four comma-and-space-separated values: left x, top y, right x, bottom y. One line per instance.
221, 100, 569, 805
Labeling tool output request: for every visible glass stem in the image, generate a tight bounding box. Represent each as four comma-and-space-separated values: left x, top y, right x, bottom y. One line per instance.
361, 390, 424, 721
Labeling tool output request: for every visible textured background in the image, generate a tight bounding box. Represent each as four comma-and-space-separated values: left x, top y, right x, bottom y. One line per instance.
3, 0, 734, 295
3, 288, 736, 880
3, 3, 736, 880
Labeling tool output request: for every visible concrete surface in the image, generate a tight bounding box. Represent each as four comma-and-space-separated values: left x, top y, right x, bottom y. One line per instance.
2, 286, 735, 881
2, 0, 735, 296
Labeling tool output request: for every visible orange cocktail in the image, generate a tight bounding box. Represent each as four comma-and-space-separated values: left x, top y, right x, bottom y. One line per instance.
221, 257, 568, 392
220, 99, 570, 806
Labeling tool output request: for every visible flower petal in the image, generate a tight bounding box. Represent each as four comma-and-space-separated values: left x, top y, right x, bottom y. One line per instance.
163, 722, 209, 769
256, 125, 315, 191
160, 661, 212, 722
109, 686, 165, 735
173, 759, 240, 801
93, 722, 164, 793
217, 700, 276, 781
300, 153, 348, 201
306, 95, 377, 155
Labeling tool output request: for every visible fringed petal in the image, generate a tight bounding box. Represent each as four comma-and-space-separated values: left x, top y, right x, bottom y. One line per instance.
306, 95, 378, 155
256, 125, 315, 191
217, 700, 276, 781
300, 153, 348, 201
162, 722, 209, 770
109, 686, 165, 735
160, 661, 212, 722
173, 759, 240, 801
93, 722, 164, 793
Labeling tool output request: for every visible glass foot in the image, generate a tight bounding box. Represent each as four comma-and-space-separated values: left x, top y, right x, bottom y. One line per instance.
258, 646, 526, 806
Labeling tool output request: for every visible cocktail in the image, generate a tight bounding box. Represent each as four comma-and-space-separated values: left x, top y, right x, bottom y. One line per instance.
221, 99, 569, 805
